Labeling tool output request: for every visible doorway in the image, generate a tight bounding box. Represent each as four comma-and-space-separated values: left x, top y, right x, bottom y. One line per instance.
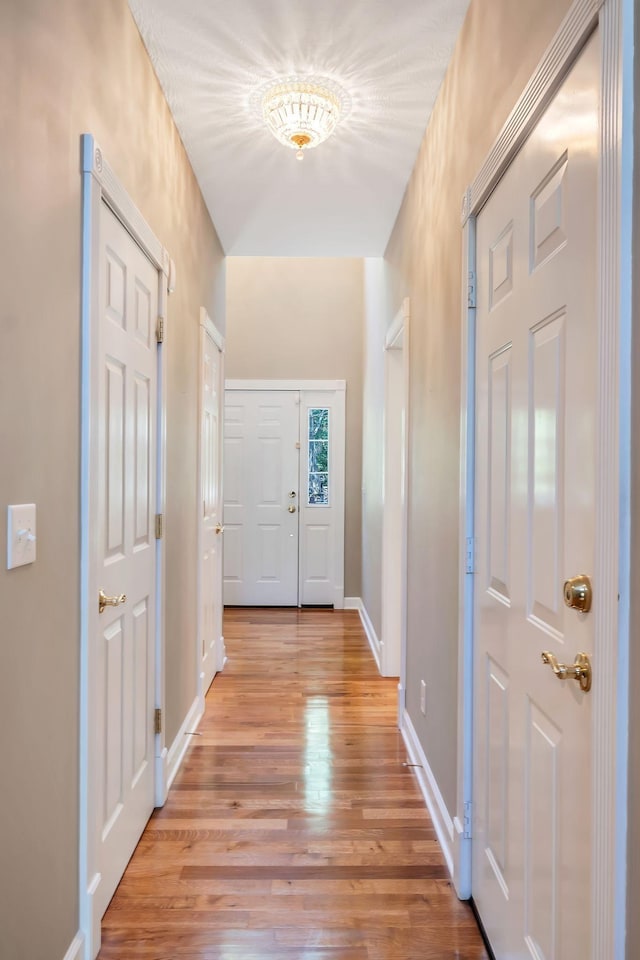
80, 134, 171, 958
223, 380, 346, 607
382, 300, 410, 684
197, 309, 225, 700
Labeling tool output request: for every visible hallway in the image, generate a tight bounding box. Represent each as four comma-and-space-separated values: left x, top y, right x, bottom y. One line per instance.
98, 608, 488, 959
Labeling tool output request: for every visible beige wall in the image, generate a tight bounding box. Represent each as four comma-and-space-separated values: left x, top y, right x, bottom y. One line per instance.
363, 0, 574, 813
0, 2, 224, 957
226, 258, 363, 598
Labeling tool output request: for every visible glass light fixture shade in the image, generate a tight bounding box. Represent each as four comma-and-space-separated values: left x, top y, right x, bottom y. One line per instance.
257, 77, 349, 154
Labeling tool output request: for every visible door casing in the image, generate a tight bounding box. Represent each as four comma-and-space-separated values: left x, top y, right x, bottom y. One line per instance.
455, 3, 633, 959
382, 299, 410, 689
197, 307, 226, 706
80, 134, 172, 960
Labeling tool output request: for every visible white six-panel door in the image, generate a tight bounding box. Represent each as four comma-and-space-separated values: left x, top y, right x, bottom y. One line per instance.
199, 322, 225, 694
473, 34, 598, 960
93, 201, 158, 919
223, 391, 300, 605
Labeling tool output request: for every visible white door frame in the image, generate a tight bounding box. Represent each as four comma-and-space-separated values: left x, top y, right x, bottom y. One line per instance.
79, 134, 173, 959
197, 307, 226, 710
225, 379, 346, 608
455, 3, 633, 958
381, 299, 410, 694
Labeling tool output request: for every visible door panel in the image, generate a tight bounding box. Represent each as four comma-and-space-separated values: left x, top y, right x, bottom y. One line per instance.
529, 313, 565, 636
95, 201, 157, 919
473, 35, 598, 960
487, 347, 511, 602
524, 702, 561, 960
223, 391, 300, 605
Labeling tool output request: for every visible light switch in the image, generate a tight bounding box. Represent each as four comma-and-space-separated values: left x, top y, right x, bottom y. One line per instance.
7, 503, 37, 569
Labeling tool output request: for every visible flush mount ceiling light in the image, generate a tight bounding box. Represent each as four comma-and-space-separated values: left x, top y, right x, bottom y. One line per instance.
254, 76, 350, 160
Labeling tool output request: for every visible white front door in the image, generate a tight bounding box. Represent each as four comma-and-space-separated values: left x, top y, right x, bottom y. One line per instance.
223, 390, 300, 605
93, 201, 158, 918
473, 34, 598, 960
199, 323, 224, 694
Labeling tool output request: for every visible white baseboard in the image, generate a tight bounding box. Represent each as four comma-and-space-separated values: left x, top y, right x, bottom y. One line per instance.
344, 597, 382, 672
401, 708, 454, 877
62, 933, 84, 960
165, 696, 204, 793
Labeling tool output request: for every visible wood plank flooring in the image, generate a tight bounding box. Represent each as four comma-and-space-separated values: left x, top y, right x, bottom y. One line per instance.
99, 608, 488, 959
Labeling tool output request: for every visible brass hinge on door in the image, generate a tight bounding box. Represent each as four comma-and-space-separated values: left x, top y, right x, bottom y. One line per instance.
467, 270, 477, 309
155, 513, 164, 539
465, 537, 476, 574
156, 318, 165, 343
154, 708, 163, 735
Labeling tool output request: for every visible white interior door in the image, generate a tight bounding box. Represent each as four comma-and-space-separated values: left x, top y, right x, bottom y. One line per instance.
223, 390, 300, 605
473, 34, 598, 960
93, 200, 158, 918
299, 390, 346, 607
199, 322, 224, 696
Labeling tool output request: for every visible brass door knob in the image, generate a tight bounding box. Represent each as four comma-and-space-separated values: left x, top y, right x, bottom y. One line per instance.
563, 574, 592, 612
541, 651, 592, 692
215, 523, 224, 534
288, 505, 296, 513
98, 589, 127, 614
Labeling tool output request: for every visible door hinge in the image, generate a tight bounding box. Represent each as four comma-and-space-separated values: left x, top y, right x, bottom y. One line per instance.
467, 270, 477, 309
156, 318, 165, 343
154, 708, 163, 735
155, 513, 164, 539
465, 536, 476, 574
463, 800, 473, 839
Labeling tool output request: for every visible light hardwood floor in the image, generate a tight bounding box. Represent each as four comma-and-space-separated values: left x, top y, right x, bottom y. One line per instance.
98, 608, 488, 959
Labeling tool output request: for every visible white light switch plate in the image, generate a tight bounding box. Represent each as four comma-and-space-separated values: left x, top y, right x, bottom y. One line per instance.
7, 503, 37, 569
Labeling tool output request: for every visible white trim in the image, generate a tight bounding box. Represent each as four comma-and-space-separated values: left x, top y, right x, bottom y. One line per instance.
154, 746, 169, 808
62, 934, 84, 960
455, 220, 476, 900
199, 306, 225, 353
196, 309, 226, 710
381, 300, 410, 682
457, 2, 631, 955
226, 378, 346, 392
165, 696, 204, 793
461, 0, 601, 224
401, 709, 454, 878
593, 1, 632, 955
79, 134, 170, 960
344, 597, 362, 610
347, 597, 382, 672
82, 136, 170, 276
384, 296, 410, 350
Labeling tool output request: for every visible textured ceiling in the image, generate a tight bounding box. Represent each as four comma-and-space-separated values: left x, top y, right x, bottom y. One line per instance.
128, 0, 470, 256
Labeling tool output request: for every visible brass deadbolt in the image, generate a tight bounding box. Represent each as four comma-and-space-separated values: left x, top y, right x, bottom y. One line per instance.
563, 574, 592, 613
